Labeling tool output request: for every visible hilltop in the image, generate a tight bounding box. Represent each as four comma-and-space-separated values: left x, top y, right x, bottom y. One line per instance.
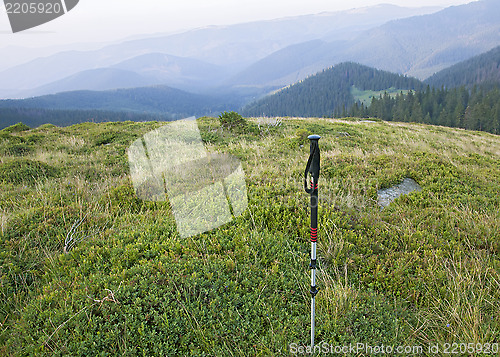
1, 117, 498, 355
242, 62, 424, 117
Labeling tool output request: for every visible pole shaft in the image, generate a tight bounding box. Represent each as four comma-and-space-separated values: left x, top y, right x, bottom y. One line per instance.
305, 135, 320, 350
311, 295, 315, 347
310, 178, 318, 348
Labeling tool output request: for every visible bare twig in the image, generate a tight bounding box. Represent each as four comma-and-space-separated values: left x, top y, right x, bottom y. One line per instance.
64, 212, 108, 253
87, 288, 120, 308
44, 284, 122, 349
43, 304, 94, 349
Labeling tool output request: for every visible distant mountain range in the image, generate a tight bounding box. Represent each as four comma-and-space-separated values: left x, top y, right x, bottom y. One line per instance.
0, 4, 445, 98
19, 54, 228, 97
1, 41, 500, 126
227, 0, 500, 92
424, 45, 500, 89
0, 86, 240, 117
242, 45, 500, 118
0, 0, 499, 127
340, 0, 500, 79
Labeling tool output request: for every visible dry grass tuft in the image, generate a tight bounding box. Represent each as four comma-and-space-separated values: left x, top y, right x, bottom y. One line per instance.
415, 250, 500, 345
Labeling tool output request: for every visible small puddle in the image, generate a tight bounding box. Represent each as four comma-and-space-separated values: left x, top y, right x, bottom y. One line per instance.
377, 178, 422, 209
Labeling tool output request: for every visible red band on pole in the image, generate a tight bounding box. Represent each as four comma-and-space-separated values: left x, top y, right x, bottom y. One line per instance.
310, 180, 318, 190
310, 227, 318, 242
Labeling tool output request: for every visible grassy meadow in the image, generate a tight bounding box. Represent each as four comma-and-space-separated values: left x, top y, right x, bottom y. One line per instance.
0, 116, 499, 356
350, 86, 410, 106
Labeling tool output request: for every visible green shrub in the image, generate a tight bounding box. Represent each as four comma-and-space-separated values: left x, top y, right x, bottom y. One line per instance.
5, 143, 34, 156
37, 123, 57, 129
295, 128, 312, 143
0, 132, 24, 144
218, 111, 248, 131
93, 130, 137, 147
0, 159, 58, 185
200, 130, 221, 144
105, 183, 143, 212
93, 132, 118, 146
0, 133, 31, 156
25, 133, 45, 144
1, 122, 30, 133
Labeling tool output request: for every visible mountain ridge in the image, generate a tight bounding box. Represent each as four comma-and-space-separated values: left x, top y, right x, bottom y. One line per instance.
241, 62, 424, 117
20, 53, 229, 97
0, 4, 443, 99
0, 85, 241, 118
424, 45, 500, 89
227, 0, 500, 91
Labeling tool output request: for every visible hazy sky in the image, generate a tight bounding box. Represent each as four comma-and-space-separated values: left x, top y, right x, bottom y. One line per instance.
0, 0, 479, 49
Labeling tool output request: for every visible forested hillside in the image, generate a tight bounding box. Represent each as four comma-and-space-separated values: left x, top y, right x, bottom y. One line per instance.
241, 55, 500, 136
347, 85, 500, 134
425, 45, 500, 89
242, 62, 423, 117
0, 86, 241, 118
344, 46, 500, 135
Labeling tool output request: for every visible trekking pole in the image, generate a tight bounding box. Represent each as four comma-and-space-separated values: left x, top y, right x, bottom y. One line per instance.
304, 134, 321, 349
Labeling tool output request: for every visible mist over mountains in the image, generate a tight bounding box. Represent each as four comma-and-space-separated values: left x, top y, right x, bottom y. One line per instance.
226, 0, 500, 91
0, 0, 499, 125
0, 3, 446, 98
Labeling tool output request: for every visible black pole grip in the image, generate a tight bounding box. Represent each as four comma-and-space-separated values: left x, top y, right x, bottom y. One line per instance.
304, 135, 321, 194
308, 135, 320, 183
